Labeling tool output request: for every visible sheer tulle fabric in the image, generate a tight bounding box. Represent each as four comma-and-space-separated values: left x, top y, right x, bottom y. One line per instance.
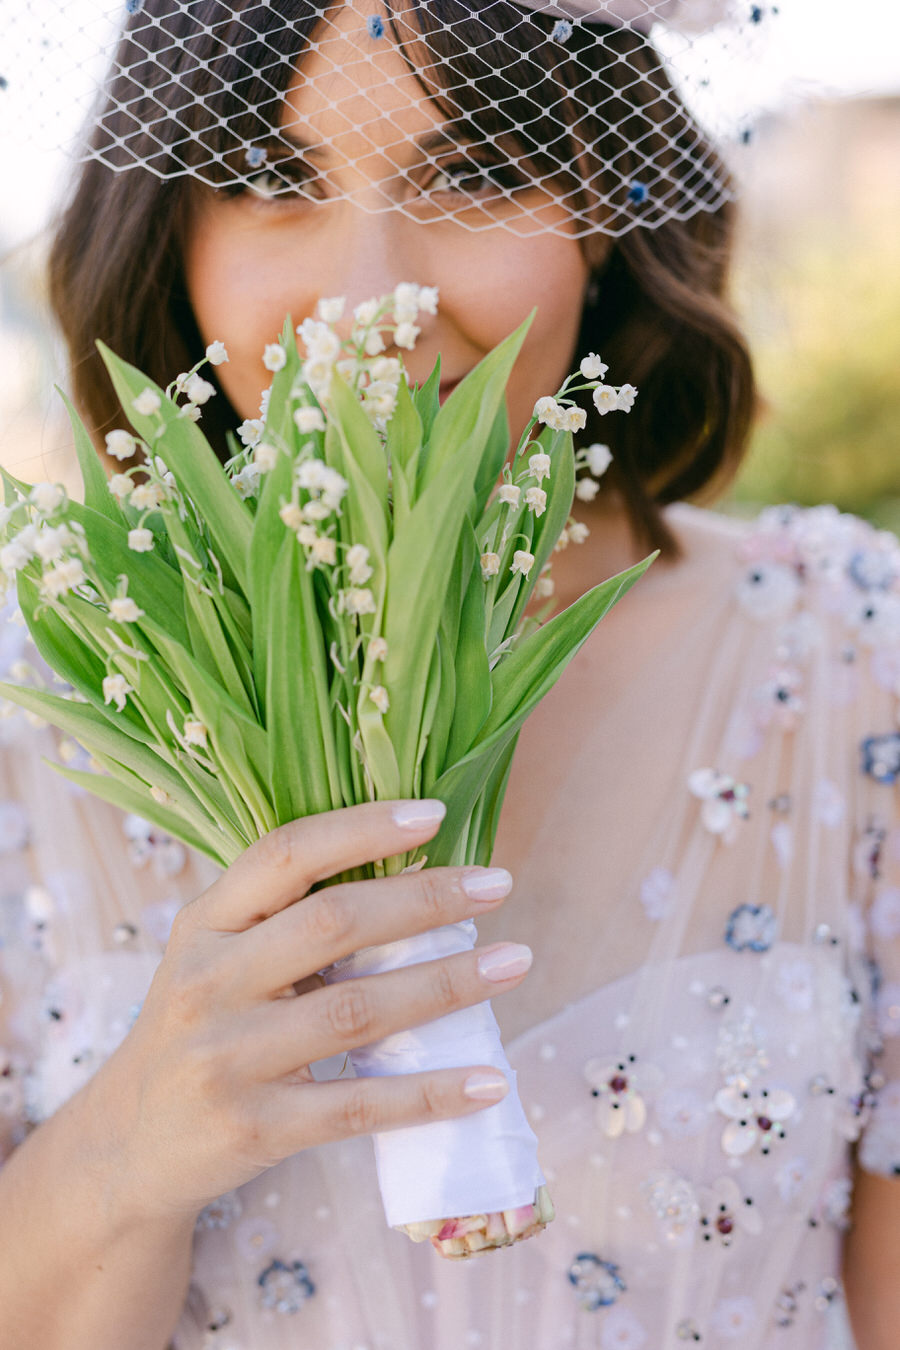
1, 500, 895, 1349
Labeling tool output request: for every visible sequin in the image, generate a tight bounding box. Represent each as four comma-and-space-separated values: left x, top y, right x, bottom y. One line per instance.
567, 1254, 626, 1311
724, 904, 777, 953
257, 1258, 315, 1313
676, 1318, 702, 1341
861, 733, 900, 784
196, 1191, 243, 1231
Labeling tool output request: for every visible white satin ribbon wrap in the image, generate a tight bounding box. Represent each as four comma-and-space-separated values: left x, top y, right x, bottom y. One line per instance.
320, 919, 546, 1229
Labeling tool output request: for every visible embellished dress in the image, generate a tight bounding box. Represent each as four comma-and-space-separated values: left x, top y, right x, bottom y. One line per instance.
0, 500, 898, 1350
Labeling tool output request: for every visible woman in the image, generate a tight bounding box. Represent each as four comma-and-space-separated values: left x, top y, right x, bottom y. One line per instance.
0, 1, 897, 1347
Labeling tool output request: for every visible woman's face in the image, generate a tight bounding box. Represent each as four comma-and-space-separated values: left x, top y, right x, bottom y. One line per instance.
183, 0, 602, 446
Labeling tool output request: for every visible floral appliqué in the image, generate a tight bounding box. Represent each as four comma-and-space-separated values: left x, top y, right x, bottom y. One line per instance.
688, 769, 750, 841
583, 1053, 663, 1137
724, 903, 777, 953
715, 1081, 796, 1156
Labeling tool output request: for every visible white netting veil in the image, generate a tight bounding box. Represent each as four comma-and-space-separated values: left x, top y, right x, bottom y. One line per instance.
1, 1, 781, 238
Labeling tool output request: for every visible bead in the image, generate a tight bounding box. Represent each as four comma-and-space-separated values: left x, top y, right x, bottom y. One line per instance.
567, 1253, 626, 1311
113, 922, 139, 944
205, 1306, 232, 1332
257, 1258, 315, 1314
676, 1318, 702, 1341
707, 985, 731, 1010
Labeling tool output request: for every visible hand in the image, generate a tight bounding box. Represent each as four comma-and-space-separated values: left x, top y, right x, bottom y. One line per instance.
88, 799, 527, 1224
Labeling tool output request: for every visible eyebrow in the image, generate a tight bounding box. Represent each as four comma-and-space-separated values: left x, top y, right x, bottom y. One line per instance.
272, 126, 470, 159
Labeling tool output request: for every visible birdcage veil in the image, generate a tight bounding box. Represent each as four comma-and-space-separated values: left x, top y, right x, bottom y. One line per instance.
1, 0, 781, 240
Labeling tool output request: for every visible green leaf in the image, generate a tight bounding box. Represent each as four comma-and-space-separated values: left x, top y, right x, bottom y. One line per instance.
58, 389, 123, 524
141, 618, 273, 833
417, 311, 533, 497
425, 555, 657, 865
96, 342, 252, 596
14, 571, 108, 704
443, 521, 492, 766
412, 353, 441, 446
382, 318, 534, 787
327, 371, 390, 565
47, 758, 235, 869
266, 533, 340, 820
65, 499, 190, 646
0, 680, 219, 836
249, 447, 295, 724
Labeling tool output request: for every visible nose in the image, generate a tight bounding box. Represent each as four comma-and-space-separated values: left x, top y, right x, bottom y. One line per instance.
313, 204, 433, 341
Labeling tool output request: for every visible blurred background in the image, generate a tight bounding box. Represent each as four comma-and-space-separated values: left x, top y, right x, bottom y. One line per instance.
1, 0, 898, 523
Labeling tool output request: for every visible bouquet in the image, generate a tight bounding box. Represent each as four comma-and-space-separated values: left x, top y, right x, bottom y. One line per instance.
0, 285, 653, 1258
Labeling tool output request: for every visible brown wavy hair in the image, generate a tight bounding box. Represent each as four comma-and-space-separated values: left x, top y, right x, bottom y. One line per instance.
46, 0, 759, 561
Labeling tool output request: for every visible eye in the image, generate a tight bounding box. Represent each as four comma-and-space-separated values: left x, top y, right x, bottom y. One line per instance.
426, 154, 528, 198
225, 160, 324, 203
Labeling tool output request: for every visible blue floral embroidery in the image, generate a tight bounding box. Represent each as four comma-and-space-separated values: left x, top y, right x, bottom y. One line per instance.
245, 145, 268, 169
552, 19, 573, 41
724, 903, 777, 953
627, 180, 648, 205
861, 733, 900, 784
567, 1254, 626, 1310
258, 1259, 316, 1313
366, 14, 385, 38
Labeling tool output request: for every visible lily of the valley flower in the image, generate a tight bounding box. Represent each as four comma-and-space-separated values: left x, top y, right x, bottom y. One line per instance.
394, 321, 421, 351
42, 557, 86, 598
133, 388, 162, 417
580, 352, 608, 381
592, 385, 617, 415
127, 528, 155, 553
109, 597, 144, 623
294, 406, 326, 434
498, 483, 521, 507
262, 343, 287, 373
368, 636, 388, 661
481, 552, 500, 578
369, 685, 390, 714
30, 483, 65, 515
109, 474, 134, 501
347, 543, 373, 585
511, 550, 535, 577
183, 719, 209, 749
237, 418, 265, 448
103, 673, 132, 712
205, 340, 228, 365
524, 487, 547, 517
343, 587, 377, 616
575, 478, 600, 502
184, 374, 216, 405
317, 296, 345, 323
528, 452, 551, 482
105, 430, 137, 461
585, 442, 613, 477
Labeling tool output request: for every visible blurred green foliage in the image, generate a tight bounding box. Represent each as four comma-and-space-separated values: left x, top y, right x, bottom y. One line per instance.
720, 140, 900, 531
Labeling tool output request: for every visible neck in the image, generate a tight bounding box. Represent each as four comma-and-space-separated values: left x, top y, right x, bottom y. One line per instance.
548, 489, 670, 611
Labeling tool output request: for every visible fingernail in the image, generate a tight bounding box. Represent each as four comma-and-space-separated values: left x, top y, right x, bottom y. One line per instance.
463, 1071, 510, 1102
391, 799, 447, 830
477, 942, 533, 983
461, 868, 513, 902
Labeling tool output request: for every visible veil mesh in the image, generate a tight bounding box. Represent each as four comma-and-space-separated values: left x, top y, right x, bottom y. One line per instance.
1, 1, 779, 237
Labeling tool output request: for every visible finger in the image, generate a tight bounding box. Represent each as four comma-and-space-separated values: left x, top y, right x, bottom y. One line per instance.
179, 798, 447, 932
239, 942, 533, 1080
229, 865, 513, 999
265, 1064, 512, 1153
